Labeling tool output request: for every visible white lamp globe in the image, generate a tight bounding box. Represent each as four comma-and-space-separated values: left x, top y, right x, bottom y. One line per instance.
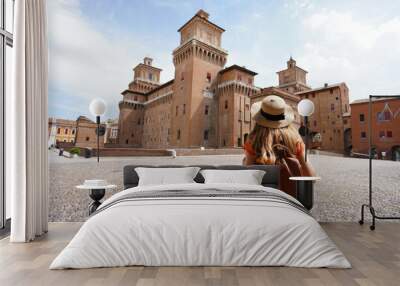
89, 98, 106, 116
298, 99, 315, 117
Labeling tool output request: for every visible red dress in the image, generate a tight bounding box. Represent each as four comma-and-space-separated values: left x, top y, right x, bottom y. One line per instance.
244, 141, 301, 198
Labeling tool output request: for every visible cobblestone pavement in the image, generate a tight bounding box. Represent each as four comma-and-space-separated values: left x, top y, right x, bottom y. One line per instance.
49, 150, 400, 222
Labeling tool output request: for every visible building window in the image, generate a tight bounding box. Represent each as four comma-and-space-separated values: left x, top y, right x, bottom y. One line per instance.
237, 75, 242, 81
72, 129, 75, 135
343, 119, 348, 124
177, 129, 181, 140
206, 72, 211, 83
57, 128, 61, 134
361, 132, 366, 139
205, 105, 209, 115
225, 100, 228, 109
204, 130, 209, 140
387, 131, 393, 138
65, 128, 69, 134
345, 104, 348, 112
149, 73, 153, 81
183, 104, 186, 115
359, 114, 365, 122
379, 131, 385, 138
176, 106, 179, 116
336, 97, 339, 100
137, 119, 141, 125
378, 111, 392, 121
313, 120, 317, 127
181, 72, 184, 81
312, 93, 315, 98
331, 104, 335, 111
223, 139, 226, 146
248, 78, 252, 85
330, 89, 333, 94
86, 137, 90, 141
134, 96, 138, 101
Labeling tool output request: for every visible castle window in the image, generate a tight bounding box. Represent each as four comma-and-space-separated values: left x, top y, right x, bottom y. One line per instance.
57, 128, 61, 134
205, 105, 209, 115
65, 128, 68, 134
177, 129, 181, 140
360, 114, 365, 122
387, 131, 393, 138
204, 130, 209, 140
225, 100, 228, 110
206, 72, 211, 83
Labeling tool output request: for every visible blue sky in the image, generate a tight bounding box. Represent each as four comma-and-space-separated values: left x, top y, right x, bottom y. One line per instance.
48, 0, 400, 120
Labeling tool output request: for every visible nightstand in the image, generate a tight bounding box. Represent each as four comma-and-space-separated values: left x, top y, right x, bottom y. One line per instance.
76, 183, 117, 215
289, 177, 321, 210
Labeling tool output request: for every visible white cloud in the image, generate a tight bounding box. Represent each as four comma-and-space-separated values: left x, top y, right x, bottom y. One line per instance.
48, 0, 174, 120
298, 10, 400, 100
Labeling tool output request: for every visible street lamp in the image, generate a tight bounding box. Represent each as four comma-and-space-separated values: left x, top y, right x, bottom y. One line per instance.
89, 99, 107, 163
298, 99, 315, 162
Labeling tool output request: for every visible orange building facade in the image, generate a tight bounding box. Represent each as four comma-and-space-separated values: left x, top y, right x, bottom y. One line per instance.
350, 98, 400, 161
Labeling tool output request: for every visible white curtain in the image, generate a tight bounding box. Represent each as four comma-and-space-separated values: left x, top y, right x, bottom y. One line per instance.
8, 0, 48, 242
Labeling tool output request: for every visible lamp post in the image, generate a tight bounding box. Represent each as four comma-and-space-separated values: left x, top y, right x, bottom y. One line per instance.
297, 99, 315, 162
89, 99, 106, 163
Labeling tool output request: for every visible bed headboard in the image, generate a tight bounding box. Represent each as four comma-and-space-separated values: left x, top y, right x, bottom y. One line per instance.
123, 165, 280, 190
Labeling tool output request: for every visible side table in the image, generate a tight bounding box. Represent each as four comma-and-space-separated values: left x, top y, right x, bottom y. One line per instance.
76, 184, 117, 215
289, 177, 321, 210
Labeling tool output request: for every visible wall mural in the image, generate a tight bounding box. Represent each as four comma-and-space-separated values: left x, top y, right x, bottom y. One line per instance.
47, 1, 400, 223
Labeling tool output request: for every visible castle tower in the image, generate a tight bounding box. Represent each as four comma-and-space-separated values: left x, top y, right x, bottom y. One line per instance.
129, 57, 162, 93
170, 10, 228, 147
277, 57, 311, 93
117, 57, 162, 146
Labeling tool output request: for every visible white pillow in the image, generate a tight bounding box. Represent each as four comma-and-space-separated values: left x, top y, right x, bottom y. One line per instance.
135, 167, 201, 186
200, 169, 265, 185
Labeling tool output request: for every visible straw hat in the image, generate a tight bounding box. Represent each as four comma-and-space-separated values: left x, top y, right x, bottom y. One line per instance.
251, 95, 294, 128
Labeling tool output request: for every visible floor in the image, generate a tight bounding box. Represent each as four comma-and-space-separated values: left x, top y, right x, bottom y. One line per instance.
1, 223, 399, 286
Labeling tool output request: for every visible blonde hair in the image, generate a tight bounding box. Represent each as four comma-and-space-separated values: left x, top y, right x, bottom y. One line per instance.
249, 124, 302, 165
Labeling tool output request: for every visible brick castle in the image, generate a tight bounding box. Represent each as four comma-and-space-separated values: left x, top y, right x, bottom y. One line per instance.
117, 10, 351, 153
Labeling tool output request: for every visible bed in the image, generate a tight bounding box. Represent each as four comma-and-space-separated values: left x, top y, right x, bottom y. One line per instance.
50, 165, 350, 269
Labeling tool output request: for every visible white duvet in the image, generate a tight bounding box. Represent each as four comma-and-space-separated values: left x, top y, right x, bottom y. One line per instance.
50, 183, 350, 269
